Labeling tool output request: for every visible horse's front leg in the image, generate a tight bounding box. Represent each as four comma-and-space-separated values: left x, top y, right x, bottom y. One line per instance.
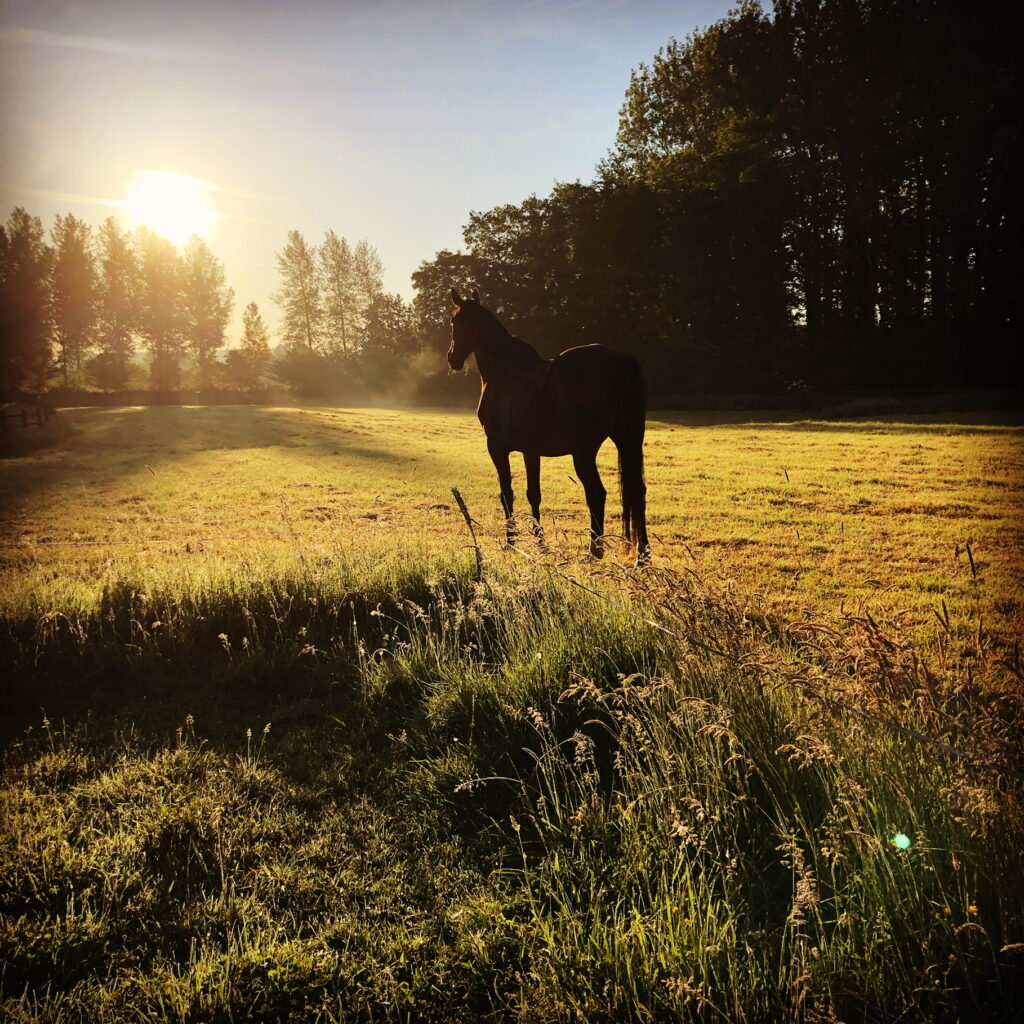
487, 440, 516, 547
523, 452, 545, 544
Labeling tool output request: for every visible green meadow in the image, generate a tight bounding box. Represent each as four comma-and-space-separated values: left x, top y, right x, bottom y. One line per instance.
1, 405, 1022, 1023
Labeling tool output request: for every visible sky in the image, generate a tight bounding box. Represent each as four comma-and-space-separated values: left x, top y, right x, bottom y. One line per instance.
1, 0, 733, 340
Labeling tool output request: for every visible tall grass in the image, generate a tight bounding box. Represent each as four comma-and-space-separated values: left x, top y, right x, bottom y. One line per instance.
2, 544, 1021, 1022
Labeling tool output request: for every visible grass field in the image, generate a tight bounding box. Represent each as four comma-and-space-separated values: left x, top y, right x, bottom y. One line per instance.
1, 404, 1022, 1022
3, 405, 1022, 641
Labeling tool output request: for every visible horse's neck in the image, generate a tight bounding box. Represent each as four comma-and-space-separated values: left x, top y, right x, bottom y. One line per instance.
475, 327, 542, 385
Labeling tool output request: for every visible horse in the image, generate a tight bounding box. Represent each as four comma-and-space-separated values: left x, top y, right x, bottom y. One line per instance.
447, 288, 650, 564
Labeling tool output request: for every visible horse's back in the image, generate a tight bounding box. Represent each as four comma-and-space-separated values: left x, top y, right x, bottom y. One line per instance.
485, 345, 644, 456
553, 343, 633, 369
551, 344, 643, 412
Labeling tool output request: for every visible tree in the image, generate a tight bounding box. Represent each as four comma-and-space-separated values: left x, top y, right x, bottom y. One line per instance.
50, 214, 98, 386
273, 230, 323, 352
434, 0, 1021, 392
358, 291, 418, 391
603, 2, 793, 388
319, 230, 356, 355
411, 249, 483, 350
352, 240, 384, 322
238, 300, 272, 387
606, 0, 1022, 388
92, 217, 139, 391
222, 349, 252, 391
0, 208, 53, 392
181, 236, 233, 388
136, 229, 183, 390
318, 233, 385, 357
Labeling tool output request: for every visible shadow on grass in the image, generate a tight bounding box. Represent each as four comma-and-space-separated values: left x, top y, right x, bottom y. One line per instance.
0, 405, 464, 510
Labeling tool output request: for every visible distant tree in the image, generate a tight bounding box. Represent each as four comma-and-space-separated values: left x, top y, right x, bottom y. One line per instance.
319, 231, 356, 356
222, 348, 251, 391
181, 236, 233, 389
92, 217, 139, 391
318, 232, 386, 358
410, 249, 483, 350
235, 300, 273, 388
136, 229, 183, 390
273, 230, 323, 352
274, 346, 342, 398
49, 214, 98, 386
352, 239, 384, 319
358, 292, 418, 390
0, 207, 53, 392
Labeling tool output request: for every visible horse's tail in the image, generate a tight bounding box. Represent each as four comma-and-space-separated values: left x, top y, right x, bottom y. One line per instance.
614, 356, 650, 560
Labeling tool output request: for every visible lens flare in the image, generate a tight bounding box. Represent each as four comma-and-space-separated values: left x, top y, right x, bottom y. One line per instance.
892, 832, 912, 849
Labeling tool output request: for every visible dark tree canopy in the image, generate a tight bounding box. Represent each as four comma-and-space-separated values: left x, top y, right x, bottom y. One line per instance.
414, 0, 1023, 394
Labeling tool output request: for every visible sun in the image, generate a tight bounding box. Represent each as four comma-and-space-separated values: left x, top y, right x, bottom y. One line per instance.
119, 170, 221, 246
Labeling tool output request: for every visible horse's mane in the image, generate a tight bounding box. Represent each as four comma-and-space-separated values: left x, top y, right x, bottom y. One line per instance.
470, 304, 542, 366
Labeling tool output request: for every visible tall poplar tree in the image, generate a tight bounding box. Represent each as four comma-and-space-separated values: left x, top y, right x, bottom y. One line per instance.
319, 230, 356, 355
353, 241, 383, 302
318, 233, 385, 356
240, 300, 272, 386
93, 217, 139, 391
181, 236, 234, 388
0, 208, 53, 391
136, 229, 184, 391
50, 214, 98, 385
273, 230, 323, 352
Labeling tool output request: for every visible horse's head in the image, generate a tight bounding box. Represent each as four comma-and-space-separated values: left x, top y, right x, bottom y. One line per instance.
447, 287, 482, 371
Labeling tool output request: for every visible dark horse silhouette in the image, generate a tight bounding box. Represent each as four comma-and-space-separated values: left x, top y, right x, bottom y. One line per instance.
447, 288, 650, 564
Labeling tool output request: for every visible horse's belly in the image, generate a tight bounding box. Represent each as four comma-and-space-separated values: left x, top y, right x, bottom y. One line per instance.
506, 419, 573, 457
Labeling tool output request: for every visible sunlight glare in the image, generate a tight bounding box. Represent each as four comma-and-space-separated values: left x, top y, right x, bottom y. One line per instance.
120, 170, 221, 245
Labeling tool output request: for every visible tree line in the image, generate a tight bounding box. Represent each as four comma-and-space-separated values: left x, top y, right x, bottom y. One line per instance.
0, 211, 427, 399
2, 0, 1018, 400
414, 0, 1021, 393
270, 229, 426, 398
0, 211, 240, 393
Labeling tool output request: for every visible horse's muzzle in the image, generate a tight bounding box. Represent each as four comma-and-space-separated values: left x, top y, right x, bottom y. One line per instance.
446, 349, 465, 371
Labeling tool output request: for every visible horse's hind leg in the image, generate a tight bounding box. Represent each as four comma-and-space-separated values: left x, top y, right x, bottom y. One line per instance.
488, 439, 516, 546
612, 428, 650, 566
572, 449, 606, 559
523, 452, 545, 544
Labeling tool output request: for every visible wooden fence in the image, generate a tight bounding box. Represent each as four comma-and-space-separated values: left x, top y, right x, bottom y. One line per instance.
0, 406, 53, 431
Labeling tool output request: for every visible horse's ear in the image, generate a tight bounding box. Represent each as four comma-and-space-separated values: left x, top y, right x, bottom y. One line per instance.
450, 288, 463, 306
471, 287, 480, 302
